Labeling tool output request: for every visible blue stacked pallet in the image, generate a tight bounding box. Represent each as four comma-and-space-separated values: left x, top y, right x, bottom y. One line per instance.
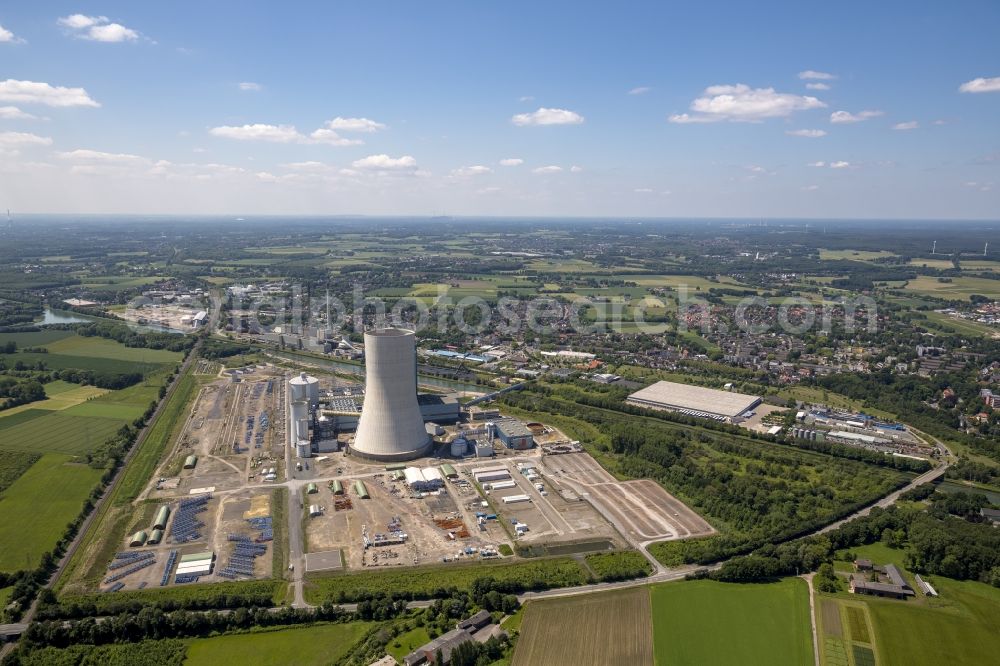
107, 582, 125, 592
266, 380, 274, 394
108, 551, 155, 570
170, 494, 211, 543
174, 574, 200, 584
160, 550, 178, 586
103, 556, 156, 584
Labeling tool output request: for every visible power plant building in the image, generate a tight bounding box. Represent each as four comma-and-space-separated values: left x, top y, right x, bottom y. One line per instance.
350, 329, 433, 462
493, 418, 535, 450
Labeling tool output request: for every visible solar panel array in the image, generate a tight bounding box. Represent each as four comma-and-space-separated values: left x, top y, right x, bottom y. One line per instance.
218, 516, 272, 579
160, 549, 178, 586
104, 555, 156, 585
108, 550, 154, 571
170, 494, 210, 543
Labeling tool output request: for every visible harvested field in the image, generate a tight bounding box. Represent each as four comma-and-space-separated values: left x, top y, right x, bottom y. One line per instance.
543, 453, 714, 542
512, 587, 653, 666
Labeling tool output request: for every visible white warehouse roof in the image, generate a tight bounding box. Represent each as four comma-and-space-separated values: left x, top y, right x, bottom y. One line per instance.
627, 380, 762, 418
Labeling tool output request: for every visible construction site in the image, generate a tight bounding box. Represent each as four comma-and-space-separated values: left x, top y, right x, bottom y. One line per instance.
73, 327, 719, 594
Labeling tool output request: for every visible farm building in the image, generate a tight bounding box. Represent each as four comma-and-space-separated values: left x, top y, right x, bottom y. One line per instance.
626, 380, 762, 421
493, 418, 534, 450
849, 561, 915, 599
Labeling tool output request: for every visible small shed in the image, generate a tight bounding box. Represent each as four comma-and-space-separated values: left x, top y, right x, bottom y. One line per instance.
147, 528, 164, 545
306, 482, 318, 494
129, 530, 148, 547
183, 455, 198, 469
354, 480, 370, 499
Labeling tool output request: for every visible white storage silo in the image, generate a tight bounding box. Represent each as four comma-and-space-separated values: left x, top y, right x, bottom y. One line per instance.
296, 439, 311, 458
351, 328, 432, 461
289, 372, 320, 407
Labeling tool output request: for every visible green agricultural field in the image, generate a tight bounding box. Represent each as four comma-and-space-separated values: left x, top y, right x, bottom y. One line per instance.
651, 578, 813, 666
820, 249, 897, 261
921, 311, 997, 338
43, 334, 182, 363
0, 454, 102, 572
0, 330, 75, 347
907, 258, 955, 270
513, 587, 653, 666
0, 411, 126, 455
184, 622, 372, 666
0, 450, 40, 493
0, 382, 109, 420
616, 274, 748, 291
865, 577, 1000, 666
902, 275, 1000, 300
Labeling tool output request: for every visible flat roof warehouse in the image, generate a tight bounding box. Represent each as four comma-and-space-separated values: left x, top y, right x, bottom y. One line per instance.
626, 380, 762, 421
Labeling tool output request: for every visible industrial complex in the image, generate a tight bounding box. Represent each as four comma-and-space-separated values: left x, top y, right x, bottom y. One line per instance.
626, 380, 762, 421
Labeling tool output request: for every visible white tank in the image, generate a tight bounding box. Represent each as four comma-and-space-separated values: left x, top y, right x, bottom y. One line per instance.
291, 401, 310, 441
450, 438, 468, 457
296, 440, 311, 458
351, 328, 432, 461
289, 372, 319, 407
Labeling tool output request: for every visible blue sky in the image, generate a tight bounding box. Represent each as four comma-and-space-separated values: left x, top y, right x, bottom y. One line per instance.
1, 1, 998, 218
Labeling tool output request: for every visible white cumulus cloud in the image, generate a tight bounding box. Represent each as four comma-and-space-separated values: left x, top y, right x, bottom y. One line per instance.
58, 15, 139, 42
308, 128, 363, 146
325, 117, 386, 132
786, 129, 827, 138
0, 131, 52, 147
805, 82, 830, 91
798, 70, 836, 80
352, 154, 417, 171
499, 158, 523, 166
830, 110, 883, 124
959, 77, 1000, 93
628, 86, 651, 95
532, 165, 563, 174
58, 149, 150, 163
829, 161, 851, 169
668, 84, 825, 123
511, 108, 584, 126
209, 124, 302, 143
0, 106, 37, 120
0, 79, 99, 107
807, 161, 826, 167
451, 165, 492, 177
634, 188, 653, 193
238, 82, 262, 92
0, 23, 24, 43
570, 165, 583, 173
892, 121, 919, 131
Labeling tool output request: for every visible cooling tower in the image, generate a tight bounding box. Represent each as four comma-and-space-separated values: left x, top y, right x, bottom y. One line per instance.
351, 328, 432, 461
